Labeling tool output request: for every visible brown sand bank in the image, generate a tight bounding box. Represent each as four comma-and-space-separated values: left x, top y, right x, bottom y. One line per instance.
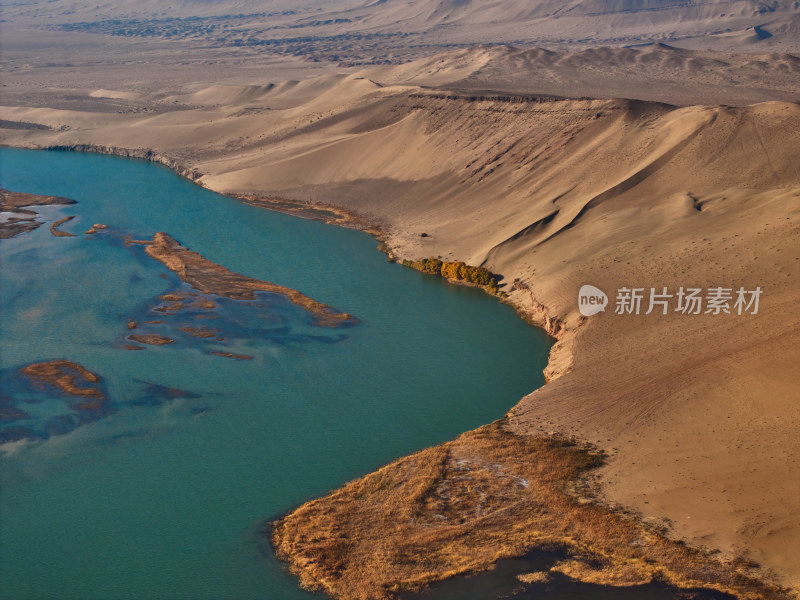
0, 189, 76, 211
236, 194, 382, 236
127, 333, 175, 346
21, 360, 101, 399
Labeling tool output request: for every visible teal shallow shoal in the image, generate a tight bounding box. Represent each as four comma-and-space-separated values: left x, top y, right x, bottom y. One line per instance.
0, 148, 550, 600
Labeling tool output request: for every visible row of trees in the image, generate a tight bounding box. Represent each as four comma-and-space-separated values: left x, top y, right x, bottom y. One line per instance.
402, 258, 502, 293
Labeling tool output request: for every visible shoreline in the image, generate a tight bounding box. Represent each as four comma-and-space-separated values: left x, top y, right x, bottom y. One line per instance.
0, 144, 568, 327
1, 144, 791, 598
3, 142, 565, 344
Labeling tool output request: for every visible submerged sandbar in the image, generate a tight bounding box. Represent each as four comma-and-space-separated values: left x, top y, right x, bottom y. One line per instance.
0, 188, 76, 239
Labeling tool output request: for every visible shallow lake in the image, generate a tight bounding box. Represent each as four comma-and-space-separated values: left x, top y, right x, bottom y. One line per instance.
0, 148, 551, 600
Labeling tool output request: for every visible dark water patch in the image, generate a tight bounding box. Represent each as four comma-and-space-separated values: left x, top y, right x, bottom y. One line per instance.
99, 431, 141, 445
207, 351, 254, 361
402, 549, 737, 600
44, 413, 85, 437
308, 333, 351, 344
0, 425, 46, 444
130, 381, 202, 407
0, 366, 210, 443
0, 395, 30, 422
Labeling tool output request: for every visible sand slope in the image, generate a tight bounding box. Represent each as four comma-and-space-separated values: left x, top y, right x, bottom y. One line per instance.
2, 54, 799, 589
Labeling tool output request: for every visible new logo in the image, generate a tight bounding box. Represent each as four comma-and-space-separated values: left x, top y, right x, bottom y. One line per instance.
578, 285, 608, 316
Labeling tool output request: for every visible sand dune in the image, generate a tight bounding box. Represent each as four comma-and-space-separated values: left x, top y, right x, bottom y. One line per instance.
364, 44, 800, 105
2, 39, 799, 593
4, 41, 799, 119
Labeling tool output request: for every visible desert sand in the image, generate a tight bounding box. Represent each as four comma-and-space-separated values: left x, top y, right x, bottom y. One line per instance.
2, 3, 800, 597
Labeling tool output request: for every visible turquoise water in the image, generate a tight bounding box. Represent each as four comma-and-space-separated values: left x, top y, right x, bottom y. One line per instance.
0, 148, 551, 600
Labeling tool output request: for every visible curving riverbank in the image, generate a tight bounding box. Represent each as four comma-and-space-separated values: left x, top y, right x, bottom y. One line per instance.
80, 147, 789, 600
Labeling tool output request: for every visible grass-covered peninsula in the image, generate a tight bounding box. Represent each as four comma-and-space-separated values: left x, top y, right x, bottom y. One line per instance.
272, 421, 790, 600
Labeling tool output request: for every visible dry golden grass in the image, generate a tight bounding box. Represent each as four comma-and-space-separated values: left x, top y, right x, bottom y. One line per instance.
516, 571, 550, 584
272, 421, 791, 600
20, 360, 107, 414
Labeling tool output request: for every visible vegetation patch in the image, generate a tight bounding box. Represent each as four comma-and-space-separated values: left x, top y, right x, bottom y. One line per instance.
402, 258, 504, 295
272, 421, 790, 600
